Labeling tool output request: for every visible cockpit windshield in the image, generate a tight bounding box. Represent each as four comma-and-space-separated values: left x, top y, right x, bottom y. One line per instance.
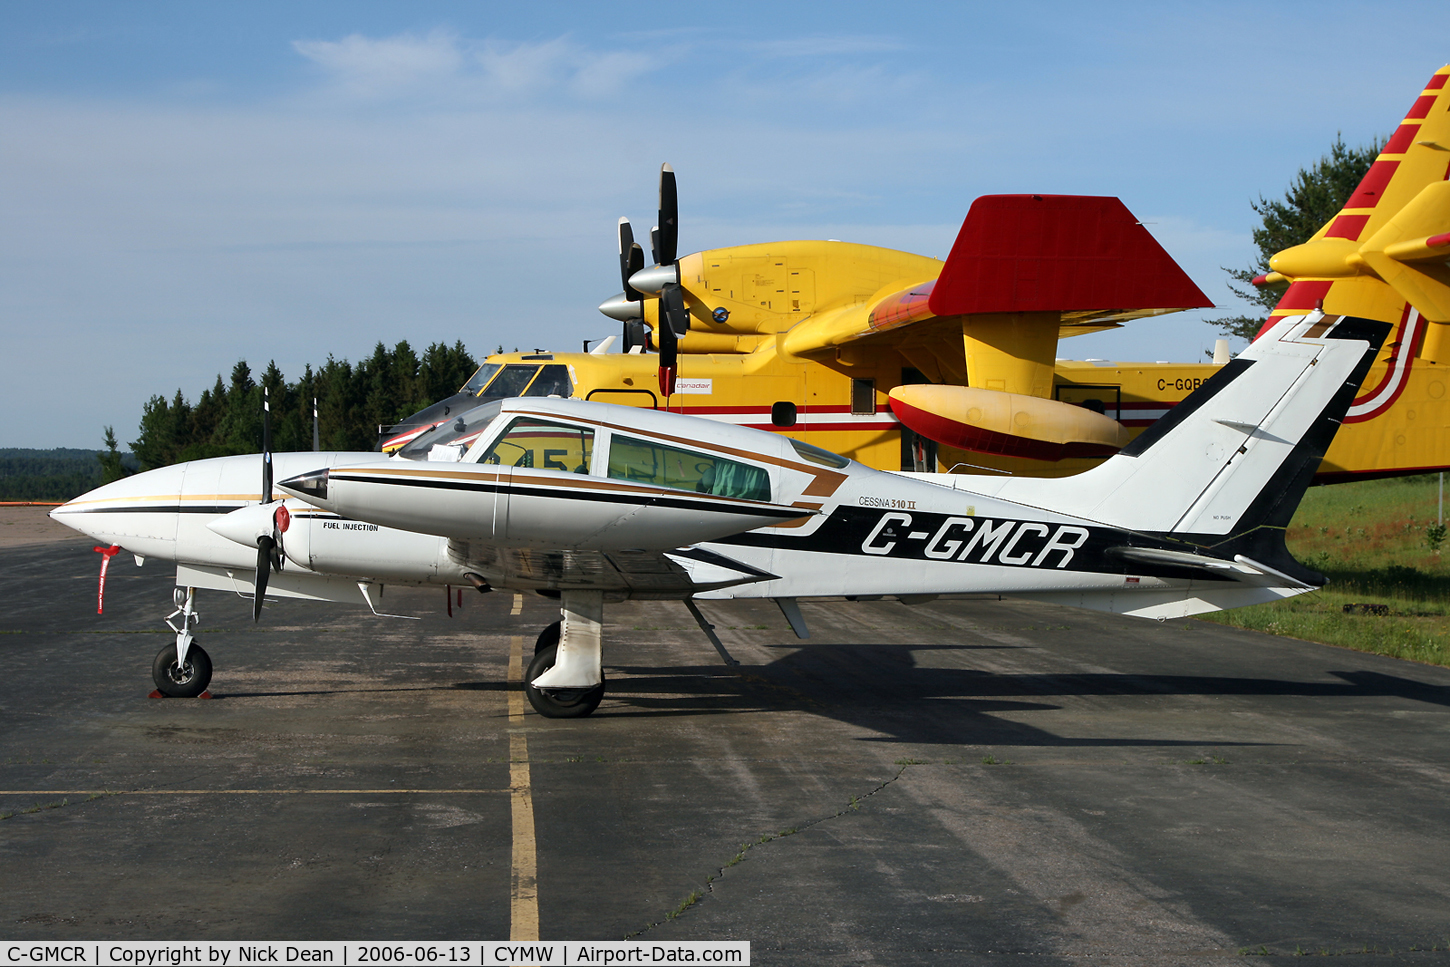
481, 365, 540, 398
460, 363, 502, 395
459, 362, 574, 401
396, 400, 504, 462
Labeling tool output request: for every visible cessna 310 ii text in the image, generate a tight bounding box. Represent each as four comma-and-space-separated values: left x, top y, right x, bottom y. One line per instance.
54, 304, 1387, 717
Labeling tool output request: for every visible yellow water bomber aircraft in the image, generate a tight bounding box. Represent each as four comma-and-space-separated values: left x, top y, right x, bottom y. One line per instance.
391, 67, 1450, 483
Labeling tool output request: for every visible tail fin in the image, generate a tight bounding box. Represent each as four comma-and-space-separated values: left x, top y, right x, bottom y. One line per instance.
996, 311, 1389, 580
1264, 66, 1450, 335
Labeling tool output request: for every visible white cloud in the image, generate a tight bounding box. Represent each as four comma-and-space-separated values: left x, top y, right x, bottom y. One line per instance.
474, 37, 573, 94
290, 31, 670, 104
568, 50, 658, 99
747, 35, 907, 59
293, 29, 464, 96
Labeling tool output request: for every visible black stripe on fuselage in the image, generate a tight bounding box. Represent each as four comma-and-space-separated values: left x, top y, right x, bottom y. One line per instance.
56, 504, 244, 515
716, 505, 1234, 581
330, 473, 807, 520
56, 505, 347, 521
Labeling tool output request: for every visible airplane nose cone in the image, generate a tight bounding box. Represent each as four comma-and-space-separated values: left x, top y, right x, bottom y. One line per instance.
47, 463, 189, 547
627, 263, 678, 297
598, 292, 644, 321
279, 468, 329, 503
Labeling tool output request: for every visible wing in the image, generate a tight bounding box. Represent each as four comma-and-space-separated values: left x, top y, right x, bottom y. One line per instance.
444, 540, 778, 598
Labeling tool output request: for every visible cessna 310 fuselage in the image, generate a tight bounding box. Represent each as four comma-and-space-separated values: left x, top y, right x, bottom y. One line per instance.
53, 307, 1386, 717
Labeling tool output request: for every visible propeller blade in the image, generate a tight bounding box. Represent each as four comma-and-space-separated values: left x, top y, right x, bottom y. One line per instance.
657, 163, 678, 266
261, 387, 273, 504
658, 283, 685, 395
627, 242, 645, 292
650, 226, 661, 267
253, 536, 274, 622
617, 218, 637, 297
661, 282, 690, 338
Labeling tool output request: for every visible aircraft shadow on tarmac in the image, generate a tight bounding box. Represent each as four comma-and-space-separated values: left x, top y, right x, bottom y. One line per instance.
590, 642, 1450, 746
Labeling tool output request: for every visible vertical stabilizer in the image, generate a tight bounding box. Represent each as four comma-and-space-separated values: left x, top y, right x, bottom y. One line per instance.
994, 312, 1388, 580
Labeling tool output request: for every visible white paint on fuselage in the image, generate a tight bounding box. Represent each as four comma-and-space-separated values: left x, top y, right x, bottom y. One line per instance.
52, 451, 468, 588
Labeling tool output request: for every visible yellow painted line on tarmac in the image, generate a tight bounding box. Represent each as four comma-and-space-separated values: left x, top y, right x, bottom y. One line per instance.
508, 633, 540, 942
1, 789, 508, 796
511, 593, 523, 616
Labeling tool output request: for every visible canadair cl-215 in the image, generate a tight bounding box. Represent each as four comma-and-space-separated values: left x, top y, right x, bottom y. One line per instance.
388, 66, 1450, 486
53, 308, 1386, 717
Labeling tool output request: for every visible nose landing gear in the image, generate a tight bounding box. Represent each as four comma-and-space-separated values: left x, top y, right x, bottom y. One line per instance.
153, 586, 213, 698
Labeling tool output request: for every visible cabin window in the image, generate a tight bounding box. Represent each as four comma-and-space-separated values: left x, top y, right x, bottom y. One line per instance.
477, 418, 594, 473
851, 378, 876, 415
523, 365, 572, 398
481, 364, 541, 399
607, 435, 771, 501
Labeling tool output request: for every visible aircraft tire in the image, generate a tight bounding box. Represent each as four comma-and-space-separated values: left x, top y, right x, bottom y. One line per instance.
152, 643, 213, 698
524, 640, 604, 718
534, 621, 561, 655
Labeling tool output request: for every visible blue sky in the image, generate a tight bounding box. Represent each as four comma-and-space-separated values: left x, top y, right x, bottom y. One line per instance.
4, 1, 1448, 448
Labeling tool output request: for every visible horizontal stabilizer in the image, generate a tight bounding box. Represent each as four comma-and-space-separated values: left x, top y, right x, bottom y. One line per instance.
927, 195, 1211, 316
1110, 546, 1319, 589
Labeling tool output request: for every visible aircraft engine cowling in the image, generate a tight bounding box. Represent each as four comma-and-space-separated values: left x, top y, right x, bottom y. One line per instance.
889, 384, 1131, 462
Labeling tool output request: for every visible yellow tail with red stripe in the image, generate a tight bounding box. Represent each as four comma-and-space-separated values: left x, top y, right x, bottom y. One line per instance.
1261, 66, 1450, 480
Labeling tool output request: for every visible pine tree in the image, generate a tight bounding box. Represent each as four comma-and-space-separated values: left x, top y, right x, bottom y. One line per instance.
1210, 135, 1382, 343
124, 342, 478, 465
98, 426, 128, 482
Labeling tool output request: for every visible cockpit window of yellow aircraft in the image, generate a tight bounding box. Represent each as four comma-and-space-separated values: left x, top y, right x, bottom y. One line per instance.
524, 364, 572, 398
462, 362, 502, 395
479, 418, 594, 473
608, 434, 771, 501
481, 364, 541, 398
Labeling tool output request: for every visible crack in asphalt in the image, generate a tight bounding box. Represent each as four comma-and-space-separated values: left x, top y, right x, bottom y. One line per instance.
0, 790, 118, 821
624, 765, 911, 939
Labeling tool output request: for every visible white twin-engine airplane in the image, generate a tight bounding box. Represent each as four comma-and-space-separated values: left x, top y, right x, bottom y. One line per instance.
53, 311, 1386, 717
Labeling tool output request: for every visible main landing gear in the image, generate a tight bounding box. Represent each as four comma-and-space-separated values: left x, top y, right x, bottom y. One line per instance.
153, 586, 212, 697
524, 591, 606, 718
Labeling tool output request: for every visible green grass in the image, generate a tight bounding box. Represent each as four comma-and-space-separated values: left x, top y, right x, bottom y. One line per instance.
1198, 474, 1450, 666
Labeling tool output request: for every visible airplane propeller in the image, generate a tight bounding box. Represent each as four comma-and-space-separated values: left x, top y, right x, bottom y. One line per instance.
614, 164, 688, 395
615, 218, 648, 352
253, 387, 289, 622
595, 164, 691, 394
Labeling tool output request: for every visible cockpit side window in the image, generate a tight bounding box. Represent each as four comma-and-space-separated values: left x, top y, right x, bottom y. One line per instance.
396, 401, 504, 461
523, 364, 572, 399
462, 362, 503, 395
477, 418, 594, 472
788, 438, 851, 469
607, 435, 771, 501
481, 365, 541, 399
